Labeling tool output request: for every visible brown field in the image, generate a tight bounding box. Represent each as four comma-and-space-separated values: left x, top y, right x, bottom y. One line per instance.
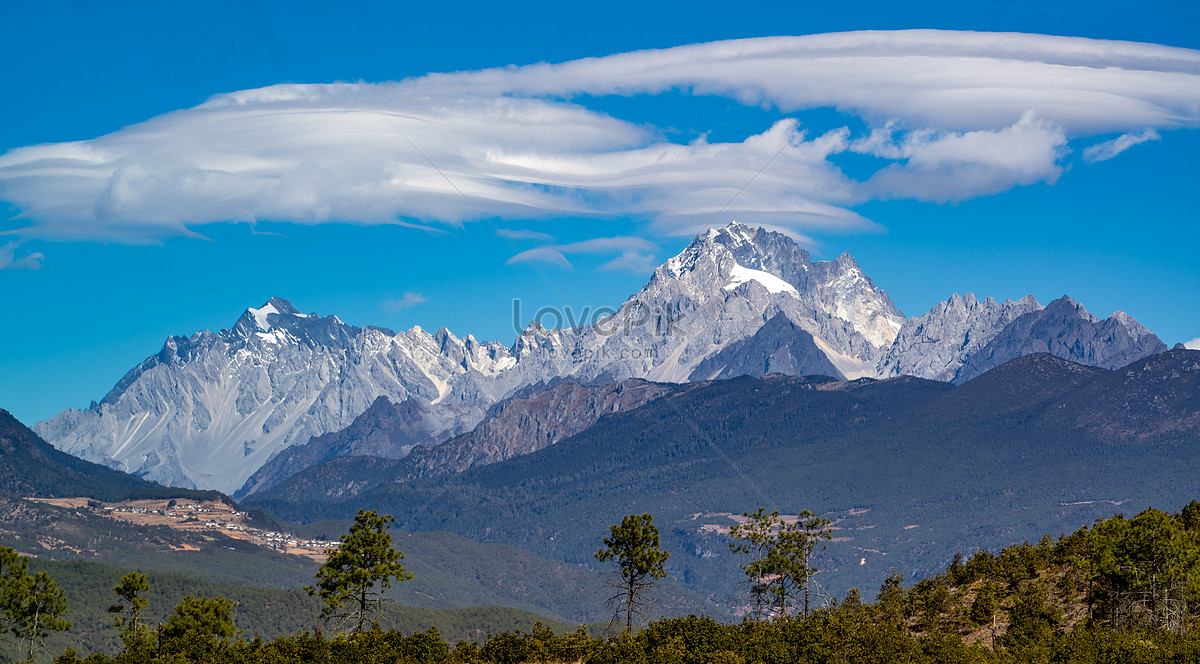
25, 497, 338, 562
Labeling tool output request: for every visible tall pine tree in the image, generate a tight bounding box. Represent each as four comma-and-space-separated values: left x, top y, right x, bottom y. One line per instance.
595, 513, 670, 634
307, 510, 412, 633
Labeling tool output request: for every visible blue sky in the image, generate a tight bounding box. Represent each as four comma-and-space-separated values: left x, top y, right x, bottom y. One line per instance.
1, 0, 1198, 424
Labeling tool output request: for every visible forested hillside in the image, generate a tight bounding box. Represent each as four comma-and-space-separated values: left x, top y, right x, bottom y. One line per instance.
249, 351, 1200, 600
25, 503, 1200, 663
0, 410, 166, 501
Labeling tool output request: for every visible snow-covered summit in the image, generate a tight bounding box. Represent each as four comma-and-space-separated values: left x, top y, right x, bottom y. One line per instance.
242, 297, 304, 331
228, 297, 358, 349
36, 297, 517, 493
656, 223, 902, 341
524, 222, 906, 383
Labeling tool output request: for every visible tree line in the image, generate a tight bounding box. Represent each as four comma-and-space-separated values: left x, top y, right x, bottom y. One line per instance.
11, 501, 1200, 662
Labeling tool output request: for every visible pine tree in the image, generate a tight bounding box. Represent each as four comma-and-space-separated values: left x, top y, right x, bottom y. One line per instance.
0, 549, 71, 662
595, 513, 670, 634
729, 508, 832, 619
159, 595, 238, 659
777, 510, 832, 617
307, 509, 412, 633
108, 571, 151, 649
728, 508, 777, 620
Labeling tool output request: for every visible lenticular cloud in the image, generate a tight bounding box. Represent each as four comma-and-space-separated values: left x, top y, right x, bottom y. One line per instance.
1, 29, 1198, 245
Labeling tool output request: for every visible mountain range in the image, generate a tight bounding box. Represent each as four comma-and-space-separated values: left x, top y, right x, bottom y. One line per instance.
34, 222, 1166, 493
247, 349, 1200, 600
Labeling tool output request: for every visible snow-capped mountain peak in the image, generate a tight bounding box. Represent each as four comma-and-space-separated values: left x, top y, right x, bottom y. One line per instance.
229, 297, 365, 350
35, 298, 518, 492
34, 221, 1167, 495
1110, 310, 1157, 342
242, 297, 302, 332
662, 224, 904, 351
810, 252, 904, 349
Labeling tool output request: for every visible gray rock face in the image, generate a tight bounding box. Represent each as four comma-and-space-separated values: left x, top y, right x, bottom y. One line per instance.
878, 293, 1043, 381
953, 296, 1168, 383
236, 395, 447, 499
688, 312, 844, 381
248, 378, 679, 501
401, 378, 676, 480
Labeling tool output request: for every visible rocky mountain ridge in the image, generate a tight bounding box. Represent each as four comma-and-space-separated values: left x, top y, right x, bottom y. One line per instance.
238, 378, 676, 498
36, 222, 1167, 492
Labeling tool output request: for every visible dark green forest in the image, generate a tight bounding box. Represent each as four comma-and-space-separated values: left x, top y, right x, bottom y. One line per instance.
10, 502, 1200, 664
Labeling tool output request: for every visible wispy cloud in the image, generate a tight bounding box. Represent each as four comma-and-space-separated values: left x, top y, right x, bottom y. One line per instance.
497, 228, 556, 242
598, 250, 659, 273
0, 242, 43, 270
506, 236, 658, 270
1185, 337, 1200, 351
1083, 129, 1161, 163
418, 31, 1200, 134
1, 30, 1197, 246
381, 292, 427, 312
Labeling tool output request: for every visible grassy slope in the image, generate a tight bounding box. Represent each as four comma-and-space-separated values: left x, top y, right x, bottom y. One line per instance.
12, 558, 575, 660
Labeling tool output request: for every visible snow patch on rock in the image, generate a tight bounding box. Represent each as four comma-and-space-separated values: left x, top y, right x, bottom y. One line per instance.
725, 264, 800, 297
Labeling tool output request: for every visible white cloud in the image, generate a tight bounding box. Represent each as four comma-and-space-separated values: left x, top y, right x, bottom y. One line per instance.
381, 292, 427, 312
506, 236, 658, 270
419, 30, 1200, 133
861, 112, 1068, 202
598, 251, 658, 273
0, 242, 43, 270
1083, 129, 1161, 163
507, 247, 572, 269
1185, 337, 1200, 351
498, 228, 556, 242
1, 30, 1197, 246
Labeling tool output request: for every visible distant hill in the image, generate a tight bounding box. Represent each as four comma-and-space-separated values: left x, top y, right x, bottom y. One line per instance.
0, 408, 159, 500
28, 504, 1200, 663
0, 408, 230, 506
0, 492, 317, 589
247, 350, 1200, 608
